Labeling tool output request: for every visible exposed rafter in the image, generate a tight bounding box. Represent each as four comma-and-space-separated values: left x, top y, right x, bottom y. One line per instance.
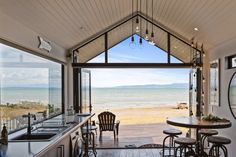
70, 13, 138, 52
72, 12, 202, 64
72, 63, 196, 68
71, 13, 200, 54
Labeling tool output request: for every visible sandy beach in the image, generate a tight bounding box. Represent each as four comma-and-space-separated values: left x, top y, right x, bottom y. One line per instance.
93, 106, 189, 125
93, 106, 189, 148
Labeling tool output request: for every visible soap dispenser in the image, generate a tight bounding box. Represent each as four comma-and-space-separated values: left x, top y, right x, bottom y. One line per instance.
1, 123, 8, 145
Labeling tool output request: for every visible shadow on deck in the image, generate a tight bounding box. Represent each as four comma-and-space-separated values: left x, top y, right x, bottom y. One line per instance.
94, 123, 185, 148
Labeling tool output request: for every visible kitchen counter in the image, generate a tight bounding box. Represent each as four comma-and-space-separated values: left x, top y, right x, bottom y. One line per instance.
0, 113, 95, 157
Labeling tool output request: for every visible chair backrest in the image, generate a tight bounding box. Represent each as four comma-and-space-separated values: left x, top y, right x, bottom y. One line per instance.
98, 111, 116, 131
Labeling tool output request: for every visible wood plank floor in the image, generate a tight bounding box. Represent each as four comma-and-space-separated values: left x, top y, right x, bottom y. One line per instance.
95, 123, 186, 148
96, 149, 162, 157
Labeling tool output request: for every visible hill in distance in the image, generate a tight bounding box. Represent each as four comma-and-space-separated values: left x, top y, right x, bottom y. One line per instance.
96, 83, 189, 89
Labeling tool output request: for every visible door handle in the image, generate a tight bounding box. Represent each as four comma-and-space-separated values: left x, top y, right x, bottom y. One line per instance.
57, 145, 64, 157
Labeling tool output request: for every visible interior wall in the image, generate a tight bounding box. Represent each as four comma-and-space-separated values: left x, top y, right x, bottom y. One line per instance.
0, 12, 71, 111
0, 12, 67, 63
67, 56, 74, 110
209, 38, 236, 157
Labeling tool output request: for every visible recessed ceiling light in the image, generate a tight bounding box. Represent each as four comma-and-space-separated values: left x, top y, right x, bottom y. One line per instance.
194, 27, 199, 31
79, 26, 84, 30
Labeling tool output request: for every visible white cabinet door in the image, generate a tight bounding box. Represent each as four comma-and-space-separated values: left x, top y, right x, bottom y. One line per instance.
39, 136, 70, 157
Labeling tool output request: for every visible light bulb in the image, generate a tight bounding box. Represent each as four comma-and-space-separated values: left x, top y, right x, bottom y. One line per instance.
135, 17, 139, 33
135, 26, 140, 33
139, 37, 142, 45
129, 42, 136, 49
149, 41, 155, 45
202, 77, 206, 83
129, 36, 136, 49
145, 29, 149, 40
138, 37, 143, 49
149, 32, 155, 45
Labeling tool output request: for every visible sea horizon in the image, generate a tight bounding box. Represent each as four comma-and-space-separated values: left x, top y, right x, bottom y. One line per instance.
91, 86, 188, 110
0, 84, 189, 109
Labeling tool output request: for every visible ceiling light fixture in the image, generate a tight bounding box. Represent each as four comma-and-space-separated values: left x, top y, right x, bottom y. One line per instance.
149, 0, 155, 45
194, 27, 199, 31
191, 37, 195, 47
201, 44, 205, 57
145, 0, 149, 40
139, 0, 142, 45
135, 0, 140, 33
129, 0, 136, 49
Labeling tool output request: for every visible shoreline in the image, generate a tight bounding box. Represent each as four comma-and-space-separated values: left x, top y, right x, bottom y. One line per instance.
93, 105, 189, 125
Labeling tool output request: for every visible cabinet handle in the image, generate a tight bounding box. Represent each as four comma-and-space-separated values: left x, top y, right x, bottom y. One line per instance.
57, 145, 64, 157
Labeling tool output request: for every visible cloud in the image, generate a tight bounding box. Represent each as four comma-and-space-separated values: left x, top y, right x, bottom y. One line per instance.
89, 68, 190, 87
1, 68, 49, 87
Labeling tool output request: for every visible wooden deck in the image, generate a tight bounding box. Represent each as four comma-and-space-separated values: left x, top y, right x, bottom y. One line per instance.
94, 123, 184, 148
96, 148, 162, 157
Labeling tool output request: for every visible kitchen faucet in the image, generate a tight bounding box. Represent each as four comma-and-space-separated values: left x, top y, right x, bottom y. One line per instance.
22, 113, 36, 135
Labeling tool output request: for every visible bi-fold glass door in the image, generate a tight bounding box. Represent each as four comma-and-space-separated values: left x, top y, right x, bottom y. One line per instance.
74, 69, 91, 113
189, 69, 197, 116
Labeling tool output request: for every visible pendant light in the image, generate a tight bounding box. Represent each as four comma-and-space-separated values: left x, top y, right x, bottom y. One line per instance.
139, 19, 142, 45
135, 0, 140, 33
139, 0, 142, 45
201, 44, 206, 57
145, 0, 149, 40
129, 0, 136, 49
149, 0, 155, 45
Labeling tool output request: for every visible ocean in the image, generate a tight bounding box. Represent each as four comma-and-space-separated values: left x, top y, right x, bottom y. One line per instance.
91, 87, 189, 109
0, 87, 61, 105
0, 87, 189, 109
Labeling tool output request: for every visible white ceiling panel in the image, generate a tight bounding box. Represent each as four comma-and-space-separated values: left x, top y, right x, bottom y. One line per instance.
1, 0, 236, 59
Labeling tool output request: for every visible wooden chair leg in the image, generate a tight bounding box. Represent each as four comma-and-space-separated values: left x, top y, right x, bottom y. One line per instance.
116, 125, 119, 136
99, 131, 102, 141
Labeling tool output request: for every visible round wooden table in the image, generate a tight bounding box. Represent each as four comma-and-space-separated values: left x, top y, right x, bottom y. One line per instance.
167, 116, 231, 129
167, 116, 232, 156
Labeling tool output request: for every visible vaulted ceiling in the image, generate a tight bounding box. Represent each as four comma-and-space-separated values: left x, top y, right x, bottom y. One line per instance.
0, 0, 236, 58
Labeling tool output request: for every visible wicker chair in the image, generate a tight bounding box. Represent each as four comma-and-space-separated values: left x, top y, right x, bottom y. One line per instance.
98, 111, 120, 140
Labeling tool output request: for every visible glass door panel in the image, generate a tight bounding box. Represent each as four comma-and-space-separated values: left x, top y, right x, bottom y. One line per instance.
81, 69, 91, 113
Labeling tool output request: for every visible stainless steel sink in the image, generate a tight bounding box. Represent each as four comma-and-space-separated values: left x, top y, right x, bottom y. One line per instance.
10, 133, 57, 141
9, 119, 69, 142
33, 126, 68, 133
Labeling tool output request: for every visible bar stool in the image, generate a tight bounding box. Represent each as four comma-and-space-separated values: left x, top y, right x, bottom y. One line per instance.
174, 137, 196, 157
82, 127, 97, 156
208, 136, 231, 157
162, 129, 182, 157
199, 129, 218, 148
91, 120, 98, 135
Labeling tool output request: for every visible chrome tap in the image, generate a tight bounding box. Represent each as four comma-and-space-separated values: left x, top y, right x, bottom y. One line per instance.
22, 113, 36, 135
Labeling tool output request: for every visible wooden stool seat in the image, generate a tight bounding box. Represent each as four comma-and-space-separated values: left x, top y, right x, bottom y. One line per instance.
163, 129, 182, 136
208, 136, 231, 157
162, 129, 182, 156
208, 136, 231, 145
174, 137, 196, 145
199, 129, 218, 136
174, 138, 196, 156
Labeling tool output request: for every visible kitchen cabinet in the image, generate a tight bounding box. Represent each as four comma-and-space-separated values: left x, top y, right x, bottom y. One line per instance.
40, 135, 70, 157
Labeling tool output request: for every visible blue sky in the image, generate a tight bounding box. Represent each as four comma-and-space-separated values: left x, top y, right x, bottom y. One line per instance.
0, 43, 61, 88
88, 35, 190, 87
0, 35, 190, 88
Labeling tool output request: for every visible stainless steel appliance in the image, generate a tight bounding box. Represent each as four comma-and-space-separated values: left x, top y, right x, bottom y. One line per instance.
70, 128, 84, 157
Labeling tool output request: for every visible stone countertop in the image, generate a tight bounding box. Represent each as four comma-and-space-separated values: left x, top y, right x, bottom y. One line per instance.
0, 113, 95, 157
